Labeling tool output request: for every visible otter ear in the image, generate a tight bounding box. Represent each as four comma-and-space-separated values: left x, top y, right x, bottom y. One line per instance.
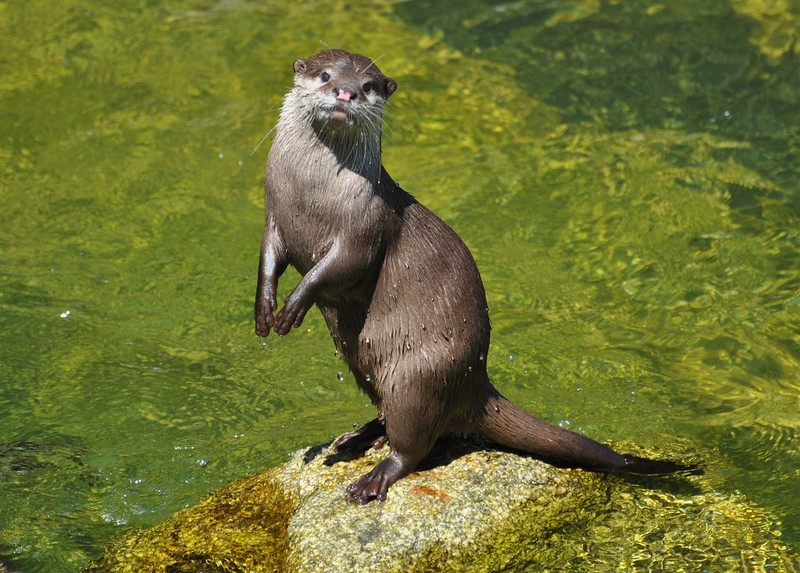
293, 59, 307, 75
385, 78, 397, 98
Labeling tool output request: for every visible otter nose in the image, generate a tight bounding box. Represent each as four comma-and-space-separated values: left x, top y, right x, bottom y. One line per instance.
334, 87, 357, 102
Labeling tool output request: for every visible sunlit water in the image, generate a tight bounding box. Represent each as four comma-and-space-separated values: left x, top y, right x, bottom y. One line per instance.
1, 1, 797, 570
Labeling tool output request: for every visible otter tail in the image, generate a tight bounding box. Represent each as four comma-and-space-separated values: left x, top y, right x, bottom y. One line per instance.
476, 390, 695, 475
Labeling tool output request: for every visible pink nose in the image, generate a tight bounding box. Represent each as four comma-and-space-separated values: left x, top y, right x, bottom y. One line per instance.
335, 89, 355, 102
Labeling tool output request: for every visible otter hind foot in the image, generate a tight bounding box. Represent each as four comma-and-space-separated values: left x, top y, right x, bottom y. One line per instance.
346, 451, 414, 504
333, 418, 387, 458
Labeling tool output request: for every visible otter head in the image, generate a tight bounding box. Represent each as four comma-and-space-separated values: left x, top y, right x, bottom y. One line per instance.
292, 49, 397, 130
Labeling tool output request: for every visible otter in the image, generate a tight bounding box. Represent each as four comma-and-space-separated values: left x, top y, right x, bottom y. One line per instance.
254, 49, 694, 504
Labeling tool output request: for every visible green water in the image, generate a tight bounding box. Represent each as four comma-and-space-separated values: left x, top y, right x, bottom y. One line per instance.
1, 0, 797, 570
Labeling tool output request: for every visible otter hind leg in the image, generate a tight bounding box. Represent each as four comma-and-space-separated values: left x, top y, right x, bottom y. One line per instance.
346, 388, 445, 504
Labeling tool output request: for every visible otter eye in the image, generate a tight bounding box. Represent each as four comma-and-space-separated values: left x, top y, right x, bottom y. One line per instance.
363, 82, 373, 94
320, 72, 330, 82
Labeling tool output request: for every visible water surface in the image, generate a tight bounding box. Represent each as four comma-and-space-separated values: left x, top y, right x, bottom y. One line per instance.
1, 0, 797, 570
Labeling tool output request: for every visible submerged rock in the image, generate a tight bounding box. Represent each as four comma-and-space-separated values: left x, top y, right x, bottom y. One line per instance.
85, 436, 794, 572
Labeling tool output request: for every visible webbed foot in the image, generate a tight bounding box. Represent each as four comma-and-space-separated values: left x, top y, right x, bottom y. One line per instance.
346, 451, 414, 504
333, 418, 387, 458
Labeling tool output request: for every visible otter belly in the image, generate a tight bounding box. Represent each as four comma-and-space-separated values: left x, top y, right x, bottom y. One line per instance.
318, 208, 491, 412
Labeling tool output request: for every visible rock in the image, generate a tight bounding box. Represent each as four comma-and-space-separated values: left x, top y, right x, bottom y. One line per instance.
273, 437, 608, 572
84, 436, 795, 572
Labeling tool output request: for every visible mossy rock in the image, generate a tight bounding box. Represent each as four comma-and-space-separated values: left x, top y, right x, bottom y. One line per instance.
85, 436, 794, 572
84, 436, 607, 572
83, 467, 292, 573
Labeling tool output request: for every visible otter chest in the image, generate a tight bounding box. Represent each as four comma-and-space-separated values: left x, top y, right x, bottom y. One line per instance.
269, 166, 381, 274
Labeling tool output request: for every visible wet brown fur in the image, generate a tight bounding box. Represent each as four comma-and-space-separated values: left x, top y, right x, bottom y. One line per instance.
255, 49, 692, 504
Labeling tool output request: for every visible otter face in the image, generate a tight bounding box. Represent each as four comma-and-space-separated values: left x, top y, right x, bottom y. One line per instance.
292, 49, 397, 129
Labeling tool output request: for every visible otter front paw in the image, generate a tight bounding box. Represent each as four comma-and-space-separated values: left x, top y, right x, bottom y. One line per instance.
254, 302, 276, 337
274, 296, 311, 335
